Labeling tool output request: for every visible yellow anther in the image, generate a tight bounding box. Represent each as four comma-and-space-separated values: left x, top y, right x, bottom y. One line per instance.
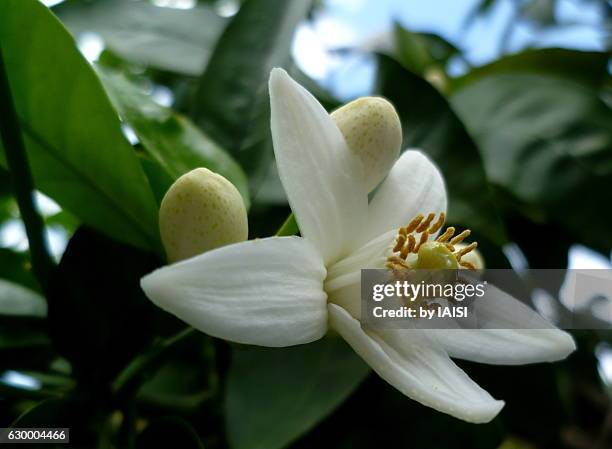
406, 234, 416, 254
436, 227, 455, 243
386, 212, 482, 271
416, 213, 435, 233
393, 235, 406, 252
386, 256, 411, 270
455, 242, 478, 261
414, 232, 428, 252
450, 229, 471, 245
429, 212, 445, 234
460, 261, 477, 270
405, 214, 424, 234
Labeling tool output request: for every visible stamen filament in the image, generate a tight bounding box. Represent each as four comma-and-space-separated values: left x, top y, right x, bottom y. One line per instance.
460, 261, 476, 270
416, 213, 435, 233
414, 232, 428, 252
455, 242, 478, 261
436, 227, 455, 243
429, 212, 445, 234
405, 214, 424, 234
450, 230, 471, 245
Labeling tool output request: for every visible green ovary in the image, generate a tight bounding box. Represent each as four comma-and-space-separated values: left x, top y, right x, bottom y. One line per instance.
414, 241, 459, 270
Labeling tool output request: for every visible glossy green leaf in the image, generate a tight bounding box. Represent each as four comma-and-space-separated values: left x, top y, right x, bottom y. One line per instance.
55, 0, 226, 76
374, 54, 505, 243
192, 0, 312, 192
451, 49, 610, 91
0, 280, 46, 318
451, 73, 612, 251
0, 0, 159, 250
98, 69, 250, 206
226, 336, 370, 449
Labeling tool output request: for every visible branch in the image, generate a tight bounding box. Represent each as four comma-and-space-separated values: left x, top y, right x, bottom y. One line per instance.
0, 48, 55, 292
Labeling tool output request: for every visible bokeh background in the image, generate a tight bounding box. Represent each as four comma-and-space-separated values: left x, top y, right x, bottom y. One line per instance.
0, 0, 611, 448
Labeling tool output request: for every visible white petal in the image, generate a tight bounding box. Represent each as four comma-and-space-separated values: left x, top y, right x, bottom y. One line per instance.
269, 68, 368, 264
141, 237, 328, 347
325, 229, 396, 319
434, 284, 576, 364
329, 304, 504, 423
364, 150, 447, 243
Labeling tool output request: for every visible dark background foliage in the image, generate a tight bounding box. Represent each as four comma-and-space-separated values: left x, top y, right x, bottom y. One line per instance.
0, 0, 610, 448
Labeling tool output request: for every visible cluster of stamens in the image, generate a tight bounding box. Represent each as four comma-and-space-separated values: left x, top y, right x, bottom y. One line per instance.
386, 212, 478, 271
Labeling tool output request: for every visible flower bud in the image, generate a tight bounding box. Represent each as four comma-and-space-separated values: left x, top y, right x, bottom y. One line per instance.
159, 168, 248, 263
331, 97, 402, 192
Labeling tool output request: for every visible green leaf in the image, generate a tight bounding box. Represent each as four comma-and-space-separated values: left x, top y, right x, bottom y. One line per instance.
393, 23, 460, 76
0, 248, 39, 292
98, 68, 250, 206
8, 398, 98, 448
275, 213, 298, 236
191, 0, 312, 193
136, 417, 204, 449
226, 336, 370, 449
47, 227, 159, 385
55, 0, 226, 76
0, 279, 46, 318
0, 0, 159, 251
0, 318, 50, 352
451, 73, 612, 251
451, 49, 611, 91
374, 54, 505, 244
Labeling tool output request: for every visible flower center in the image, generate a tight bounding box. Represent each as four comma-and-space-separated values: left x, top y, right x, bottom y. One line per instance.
386, 212, 478, 271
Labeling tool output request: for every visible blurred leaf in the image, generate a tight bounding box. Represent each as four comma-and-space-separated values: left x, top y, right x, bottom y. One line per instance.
464, 0, 497, 28
138, 156, 175, 206
451, 49, 610, 91
138, 357, 213, 413
192, 0, 312, 193
0, 317, 50, 351
47, 227, 159, 387
374, 54, 505, 244
0, 0, 159, 251
98, 68, 250, 206
226, 336, 370, 449
292, 375, 502, 448
0, 280, 46, 318
393, 23, 460, 76
520, 0, 556, 27
55, 0, 226, 76
451, 73, 612, 251
44, 210, 79, 237
497, 436, 537, 449
136, 417, 204, 449
8, 398, 98, 448
0, 248, 38, 291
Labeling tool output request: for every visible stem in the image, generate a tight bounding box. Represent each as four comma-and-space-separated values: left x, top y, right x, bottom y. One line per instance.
112, 327, 197, 402
0, 49, 54, 291
276, 213, 298, 236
